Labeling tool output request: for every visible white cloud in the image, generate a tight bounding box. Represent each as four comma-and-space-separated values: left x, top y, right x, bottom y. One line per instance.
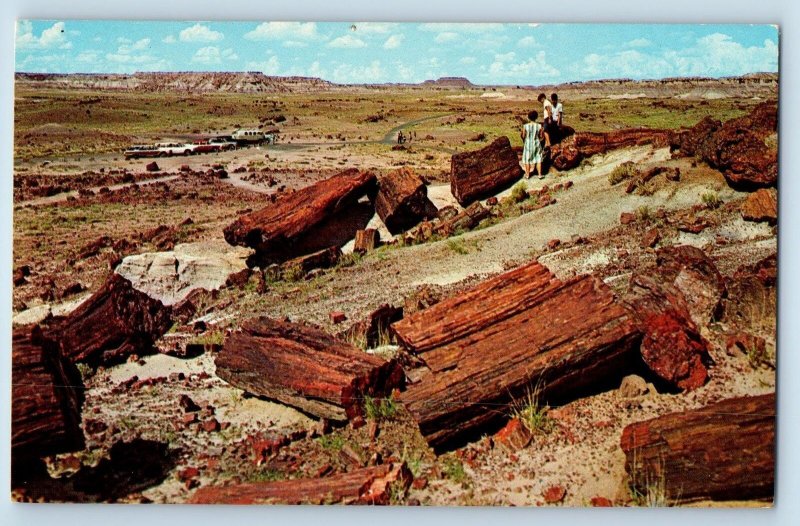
162, 35, 176, 44
76, 51, 99, 63
580, 33, 778, 79
192, 46, 239, 64
246, 56, 281, 75
518, 36, 538, 47
245, 22, 319, 41
434, 32, 459, 44
283, 40, 308, 48
115, 38, 151, 55
179, 23, 223, 43
489, 50, 560, 80
16, 21, 70, 50
383, 34, 404, 49
626, 38, 652, 48
459, 56, 477, 65
117, 37, 131, 44
331, 60, 385, 83
328, 34, 367, 49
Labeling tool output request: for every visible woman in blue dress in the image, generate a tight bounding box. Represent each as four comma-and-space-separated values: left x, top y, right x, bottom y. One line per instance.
521, 110, 544, 179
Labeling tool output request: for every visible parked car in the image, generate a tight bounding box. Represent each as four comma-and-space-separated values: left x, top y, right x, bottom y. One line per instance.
156, 142, 194, 156
209, 137, 237, 150
124, 145, 161, 159
190, 139, 220, 154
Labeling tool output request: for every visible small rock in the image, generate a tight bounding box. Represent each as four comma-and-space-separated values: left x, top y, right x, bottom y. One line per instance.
179, 394, 201, 413
543, 485, 566, 504
619, 374, 649, 398
547, 239, 561, 250
145, 161, 159, 172
620, 212, 635, 225
641, 228, 660, 248
590, 496, 613, 507
202, 418, 220, 433
330, 311, 347, 324
411, 477, 428, 490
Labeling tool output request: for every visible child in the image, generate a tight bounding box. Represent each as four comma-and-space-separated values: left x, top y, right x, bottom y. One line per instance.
537, 93, 554, 147
521, 110, 544, 179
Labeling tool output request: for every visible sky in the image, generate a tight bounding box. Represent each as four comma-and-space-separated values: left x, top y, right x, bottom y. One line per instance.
14, 21, 779, 85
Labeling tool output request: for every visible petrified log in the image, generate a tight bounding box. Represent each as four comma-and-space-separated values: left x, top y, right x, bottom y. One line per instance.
189, 462, 412, 504
624, 275, 712, 391
433, 201, 490, 237
52, 273, 173, 366
338, 303, 404, 349
215, 317, 405, 421
655, 245, 726, 326
450, 136, 523, 206
740, 188, 777, 225
223, 169, 377, 260
670, 102, 777, 190
375, 167, 436, 234
12, 325, 84, 470
280, 246, 341, 279
393, 261, 641, 448
548, 128, 670, 172
353, 228, 379, 254
621, 393, 775, 504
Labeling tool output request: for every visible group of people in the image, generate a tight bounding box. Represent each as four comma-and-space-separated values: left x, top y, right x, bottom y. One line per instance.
521, 92, 564, 179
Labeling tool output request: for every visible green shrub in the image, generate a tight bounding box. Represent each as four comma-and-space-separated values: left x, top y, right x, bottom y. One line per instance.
608, 161, 639, 185
510, 182, 529, 203
363, 394, 399, 421
701, 192, 722, 209
635, 205, 652, 222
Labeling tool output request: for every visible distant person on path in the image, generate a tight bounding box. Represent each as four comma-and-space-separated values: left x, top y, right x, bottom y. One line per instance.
538, 93, 554, 148
521, 110, 544, 179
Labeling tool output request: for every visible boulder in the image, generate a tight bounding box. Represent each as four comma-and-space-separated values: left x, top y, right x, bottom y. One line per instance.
375, 167, 437, 234
740, 188, 778, 225
450, 136, 523, 206
114, 241, 253, 306
145, 161, 159, 172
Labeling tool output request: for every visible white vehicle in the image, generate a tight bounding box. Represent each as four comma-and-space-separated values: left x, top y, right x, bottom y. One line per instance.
232, 129, 267, 143
156, 142, 194, 157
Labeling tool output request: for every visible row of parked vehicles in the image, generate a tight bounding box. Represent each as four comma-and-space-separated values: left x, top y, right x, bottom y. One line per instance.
124, 129, 277, 160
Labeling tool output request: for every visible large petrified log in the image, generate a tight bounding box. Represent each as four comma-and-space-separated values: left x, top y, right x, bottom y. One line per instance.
620, 393, 775, 504
549, 128, 671, 171
393, 261, 641, 448
670, 102, 777, 190
12, 325, 84, 472
215, 317, 405, 421
52, 273, 173, 366
375, 167, 437, 234
450, 136, 523, 206
189, 463, 412, 504
223, 169, 377, 261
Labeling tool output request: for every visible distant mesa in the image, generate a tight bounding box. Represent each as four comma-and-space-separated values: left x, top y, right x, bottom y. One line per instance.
420, 77, 475, 88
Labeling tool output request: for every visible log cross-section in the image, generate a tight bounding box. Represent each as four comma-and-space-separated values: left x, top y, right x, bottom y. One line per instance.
215, 317, 405, 421
393, 261, 641, 448
12, 325, 84, 468
620, 393, 775, 504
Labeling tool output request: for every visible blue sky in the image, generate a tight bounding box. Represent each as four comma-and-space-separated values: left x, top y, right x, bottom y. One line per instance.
15, 21, 779, 84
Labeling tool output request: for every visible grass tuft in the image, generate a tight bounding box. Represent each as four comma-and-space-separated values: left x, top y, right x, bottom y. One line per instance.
608, 161, 639, 185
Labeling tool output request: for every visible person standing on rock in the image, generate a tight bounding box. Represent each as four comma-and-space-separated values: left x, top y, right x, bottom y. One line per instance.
551, 93, 563, 143
521, 110, 545, 179
538, 93, 554, 148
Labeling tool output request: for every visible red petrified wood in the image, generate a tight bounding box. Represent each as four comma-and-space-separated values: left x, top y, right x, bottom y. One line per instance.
393, 261, 641, 448
189, 462, 412, 505
223, 169, 377, 260
620, 393, 775, 504
375, 167, 436, 234
52, 273, 173, 366
215, 317, 405, 421
12, 325, 84, 470
450, 136, 523, 206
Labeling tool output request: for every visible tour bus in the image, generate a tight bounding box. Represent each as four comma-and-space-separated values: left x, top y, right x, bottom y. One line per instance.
232, 129, 267, 144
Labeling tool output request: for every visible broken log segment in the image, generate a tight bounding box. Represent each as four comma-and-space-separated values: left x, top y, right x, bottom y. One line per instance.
215, 317, 405, 421
189, 462, 412, 505
51, 273, 173, 366
394, 262, 641, 448
223, 169, 377, 261
12, 325, 84, 473
375, 167, 437, 234
621, 393, 774, 504
450, 136, 523, 206
279, 246, 341, 279
353, 228, 379, 255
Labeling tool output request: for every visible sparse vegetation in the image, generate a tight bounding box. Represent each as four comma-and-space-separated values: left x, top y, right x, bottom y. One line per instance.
608, 161, 639, 185
363, 394, 399, 421
701, 192, 722, 209
442, 456, 468, 485
510, 181, 529, 203
510, 383, 555, 435
447, 239, 469, 255
635, 205, 653, 222
628, 452, 671, 507
316, 434, 345, 451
